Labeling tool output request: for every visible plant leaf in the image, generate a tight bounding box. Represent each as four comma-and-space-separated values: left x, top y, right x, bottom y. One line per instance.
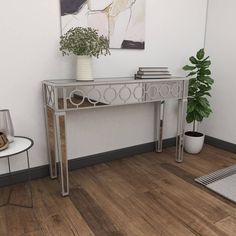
186, 112, 194, 123
204, 69, 211, 75
198, 76, 214, 85
190, 56, 198, 64
183, 65, 196, 71
196, 48, 205, 60
187, 71, 197, 77
202, 60, 211, 67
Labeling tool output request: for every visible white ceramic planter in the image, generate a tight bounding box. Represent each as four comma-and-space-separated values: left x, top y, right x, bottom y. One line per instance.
76, 56, 93, 81
184, 131, 205, 154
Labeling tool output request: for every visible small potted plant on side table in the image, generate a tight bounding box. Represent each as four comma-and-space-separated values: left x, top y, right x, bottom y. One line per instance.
59, 27, 110, 81
183, 48, 214, 154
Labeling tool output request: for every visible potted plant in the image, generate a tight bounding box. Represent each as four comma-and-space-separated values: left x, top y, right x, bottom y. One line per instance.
59, 27, 110, 81
183, 48, 214, 154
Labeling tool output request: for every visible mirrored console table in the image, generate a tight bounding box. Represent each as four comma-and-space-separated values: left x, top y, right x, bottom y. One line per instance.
42, 77, 189, 196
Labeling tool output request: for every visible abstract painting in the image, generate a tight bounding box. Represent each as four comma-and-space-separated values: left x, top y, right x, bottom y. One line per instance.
60, 0, 145, 49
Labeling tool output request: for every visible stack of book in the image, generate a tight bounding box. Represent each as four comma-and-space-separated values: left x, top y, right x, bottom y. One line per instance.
135, 67, 172, 80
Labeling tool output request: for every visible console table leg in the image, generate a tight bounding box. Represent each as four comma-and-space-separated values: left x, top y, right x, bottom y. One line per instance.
176, 98, 187, 162
45, 107, 58, 179
154, 101, 165, 153
55, 112, 69, 196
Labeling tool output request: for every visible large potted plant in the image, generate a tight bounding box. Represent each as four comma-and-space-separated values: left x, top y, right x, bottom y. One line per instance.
59, 27, 110, 81
183, 48, 214, 154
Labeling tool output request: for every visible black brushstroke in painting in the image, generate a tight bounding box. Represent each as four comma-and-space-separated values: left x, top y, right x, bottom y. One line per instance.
60, 0, 87, 16
121, 40, 145, 49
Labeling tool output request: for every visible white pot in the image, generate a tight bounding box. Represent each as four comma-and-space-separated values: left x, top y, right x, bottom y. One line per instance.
184, 131, 205, 154
76, 56, 93, 81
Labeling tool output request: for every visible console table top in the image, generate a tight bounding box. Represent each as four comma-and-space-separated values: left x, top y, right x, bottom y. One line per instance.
43, 76, 188, 87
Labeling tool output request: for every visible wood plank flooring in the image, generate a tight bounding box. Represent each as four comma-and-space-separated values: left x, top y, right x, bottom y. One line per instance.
1, 145, 236, 235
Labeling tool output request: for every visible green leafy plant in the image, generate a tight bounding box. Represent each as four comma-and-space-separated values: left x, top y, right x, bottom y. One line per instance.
183, 49, 214, 131
59, 27, 110, 58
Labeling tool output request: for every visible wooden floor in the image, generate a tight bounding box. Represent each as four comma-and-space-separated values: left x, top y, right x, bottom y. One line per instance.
1, 145, 236, 236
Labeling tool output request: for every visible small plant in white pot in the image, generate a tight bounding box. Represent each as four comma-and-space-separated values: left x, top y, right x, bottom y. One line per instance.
183, 48, 214, 154
59, 27, 110, 81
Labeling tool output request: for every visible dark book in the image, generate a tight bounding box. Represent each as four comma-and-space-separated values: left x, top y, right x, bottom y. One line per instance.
139, 67, 169, 72
135, 74, 172, 79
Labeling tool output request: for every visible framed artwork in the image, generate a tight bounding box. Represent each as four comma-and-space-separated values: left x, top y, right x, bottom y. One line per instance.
60, 0, 145, 49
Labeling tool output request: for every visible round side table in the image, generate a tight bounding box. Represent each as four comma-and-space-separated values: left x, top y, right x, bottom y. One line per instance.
0, 136, 34, 208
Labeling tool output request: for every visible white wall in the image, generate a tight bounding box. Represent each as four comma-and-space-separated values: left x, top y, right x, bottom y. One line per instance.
0, 0, 207, 174
204, 0, 236, 144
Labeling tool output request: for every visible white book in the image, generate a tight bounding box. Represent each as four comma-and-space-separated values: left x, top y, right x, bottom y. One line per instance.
137, 71, 171, 75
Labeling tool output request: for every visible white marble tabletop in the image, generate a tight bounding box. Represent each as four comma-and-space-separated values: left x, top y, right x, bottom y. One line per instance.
0, 137, 33, 158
